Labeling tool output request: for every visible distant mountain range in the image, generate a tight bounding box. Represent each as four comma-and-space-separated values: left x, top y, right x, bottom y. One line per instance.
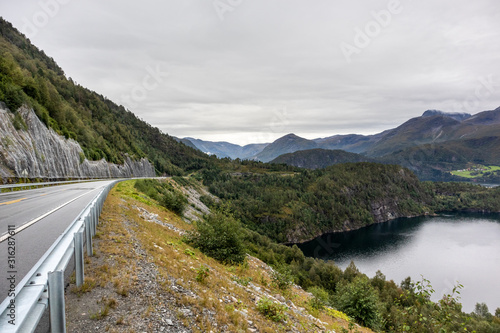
177, 138, 268, 160
184, 107, 500, 180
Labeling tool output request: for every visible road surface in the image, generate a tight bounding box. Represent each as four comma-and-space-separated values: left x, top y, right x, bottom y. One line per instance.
0, 180, 117, 305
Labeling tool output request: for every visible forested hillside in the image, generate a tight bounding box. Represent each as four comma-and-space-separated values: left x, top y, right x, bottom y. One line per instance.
0, 17, 209, 175
203, 161, 500, 243
203, 162, 434, 243
271, 148, 373, 169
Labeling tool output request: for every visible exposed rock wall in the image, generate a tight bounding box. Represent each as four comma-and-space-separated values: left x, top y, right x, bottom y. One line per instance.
0, 106, 156, 180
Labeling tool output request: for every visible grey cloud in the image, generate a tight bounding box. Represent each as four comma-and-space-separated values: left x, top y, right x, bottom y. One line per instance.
2, 0, 500, 144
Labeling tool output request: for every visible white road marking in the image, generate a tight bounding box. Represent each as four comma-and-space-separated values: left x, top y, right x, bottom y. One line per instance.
0, 188, 100, 243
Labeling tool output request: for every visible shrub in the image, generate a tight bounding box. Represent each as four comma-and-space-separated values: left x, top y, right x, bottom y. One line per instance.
326, 308, 351, 322
308, 286, 330, 310
195, 265, 210, 283
186, 211, 246, 265
161, 190, 187, 215
256, 297, 288, 322
12, 111, 27, 130
231, 276, 252, 286
199, 194, 215, 208
271, 264, 294, 291
334, 276, 382, 331
134, 179, 187, 215
2, 82, 24, 111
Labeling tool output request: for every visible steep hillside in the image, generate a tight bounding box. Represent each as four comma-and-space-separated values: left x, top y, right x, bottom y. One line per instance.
64, 179, 373, 333
64, 178, 500, 332
0, 17, 208, 177
271, 148, 373, 169
0, 105, 155, 179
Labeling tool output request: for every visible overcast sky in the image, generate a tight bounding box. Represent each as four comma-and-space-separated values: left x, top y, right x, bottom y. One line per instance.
2, 0, 500, 145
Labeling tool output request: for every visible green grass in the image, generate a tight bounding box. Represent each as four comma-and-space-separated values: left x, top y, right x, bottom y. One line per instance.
450, 165, 500, 178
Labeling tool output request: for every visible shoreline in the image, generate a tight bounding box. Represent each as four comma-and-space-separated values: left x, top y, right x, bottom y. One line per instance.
286, 209, 500, 245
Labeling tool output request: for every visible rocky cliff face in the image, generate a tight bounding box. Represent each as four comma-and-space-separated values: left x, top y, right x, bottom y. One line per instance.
0, 105, 156, 180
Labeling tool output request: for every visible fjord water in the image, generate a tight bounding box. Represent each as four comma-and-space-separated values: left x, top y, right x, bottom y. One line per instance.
298, 214, 500, 313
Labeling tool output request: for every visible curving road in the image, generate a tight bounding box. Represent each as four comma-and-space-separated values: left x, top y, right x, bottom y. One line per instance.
0, 180, 117, 305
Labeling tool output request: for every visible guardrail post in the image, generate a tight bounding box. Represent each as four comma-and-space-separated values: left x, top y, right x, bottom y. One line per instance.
93, 204, 98, 232
85, 215, 93, 256
74, 231, 84, 287
90, 205, 95, 237
48, 270, 67, 333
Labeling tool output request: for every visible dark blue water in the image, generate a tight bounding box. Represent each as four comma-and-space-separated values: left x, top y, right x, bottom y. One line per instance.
298, 214, 500, 313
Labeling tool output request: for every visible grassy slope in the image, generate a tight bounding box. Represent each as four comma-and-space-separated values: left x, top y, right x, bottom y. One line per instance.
65, 179, 372, 333
450, 165, 500, 178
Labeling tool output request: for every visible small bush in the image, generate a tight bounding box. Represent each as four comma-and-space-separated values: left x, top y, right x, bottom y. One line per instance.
271, 264, 294, 291
134, 179, 187, 215
326, 308, 351, 322
195, 265, 210, 283
12, 111, 27, 130
186, 211, 246, 265
256, 297, 288, 322
199, 194, 215, 207
334, 276, 382, 331
2, 82, 24, 112
184, 248, 196, 257
232, 275, 252, 286
308, 286, 330, 310
161, 190, 187, 215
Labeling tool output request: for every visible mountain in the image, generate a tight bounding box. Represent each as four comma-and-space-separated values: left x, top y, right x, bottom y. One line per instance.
261, 108, 500, 180
463, 107, 500, 126
364, 109, 500, 157
253, 133, 318, 162
384, 136, 500, 178
422, 109, 471, 121
313, 133, 385, 154
178, 106, 500, 166
174, 137, 199, 150
249, 108, 496, 162
0, 17, 208, 179
271, 148, 373, 169
183, 138, 268, 159
363, 114, 463, 157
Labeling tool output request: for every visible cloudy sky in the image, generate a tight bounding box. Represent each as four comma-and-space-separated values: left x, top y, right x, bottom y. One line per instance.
2, 0, 500, 145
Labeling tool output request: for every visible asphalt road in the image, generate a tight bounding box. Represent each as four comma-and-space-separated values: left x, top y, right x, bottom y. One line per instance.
0, 180, 116, 305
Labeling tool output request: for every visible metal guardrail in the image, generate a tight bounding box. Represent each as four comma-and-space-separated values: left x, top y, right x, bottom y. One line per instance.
0, 179, 107, 191
0, 180, 120, 333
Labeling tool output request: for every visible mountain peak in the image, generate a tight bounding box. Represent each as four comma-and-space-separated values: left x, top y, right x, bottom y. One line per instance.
281, 133, 301, 139
421, 110, 471, 121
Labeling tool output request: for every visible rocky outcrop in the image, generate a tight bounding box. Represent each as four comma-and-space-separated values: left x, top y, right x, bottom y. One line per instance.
370, 199, 399, 223
0, 105, 155, 180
